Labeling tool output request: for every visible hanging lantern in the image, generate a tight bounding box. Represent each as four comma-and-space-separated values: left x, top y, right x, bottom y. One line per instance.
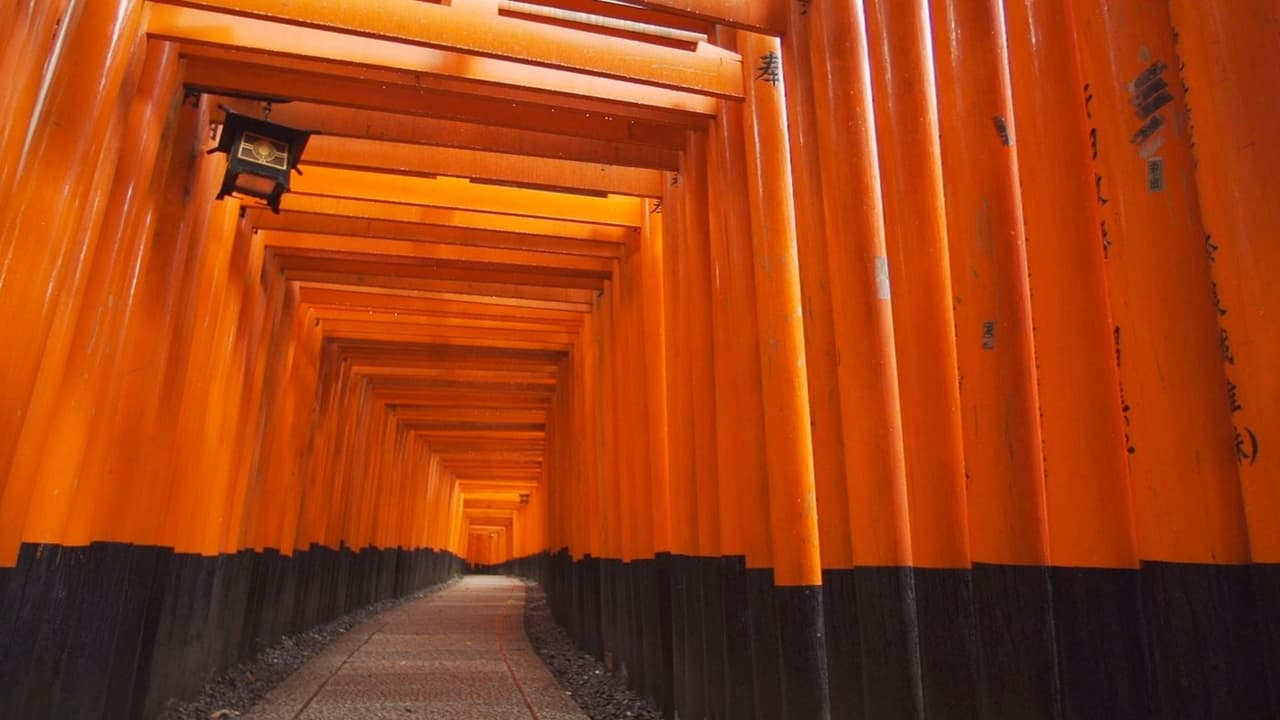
208, 104, 311, 213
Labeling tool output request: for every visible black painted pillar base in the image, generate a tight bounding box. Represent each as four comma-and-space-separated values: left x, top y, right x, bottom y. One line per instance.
702, 557, 728, 720
774, 584, 830, 720
1050, 566, 1152, 720
745, 567, 783, 720
913, 567, 978, 720
0, 542, 462, 720
599, 558, 618, 670
855, 566, 924, 720
970, 563, 1060, 720
821, 568, 863, 720
654, 552, 675, 719
1141, 561, 1273, 719
668, 554, 691, 719
683, 555, 708, 720
720, 556, 755, 720
1255, 563, 1280, 715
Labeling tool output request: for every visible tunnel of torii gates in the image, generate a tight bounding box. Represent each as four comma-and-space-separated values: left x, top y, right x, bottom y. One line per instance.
0, 0, 1277, 718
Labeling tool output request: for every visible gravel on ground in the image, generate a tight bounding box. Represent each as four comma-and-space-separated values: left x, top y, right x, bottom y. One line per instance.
522, 579, 664, 720
157, 579, 456, 720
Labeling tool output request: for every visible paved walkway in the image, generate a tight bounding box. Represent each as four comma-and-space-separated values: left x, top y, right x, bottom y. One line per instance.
246, 576, 589, 720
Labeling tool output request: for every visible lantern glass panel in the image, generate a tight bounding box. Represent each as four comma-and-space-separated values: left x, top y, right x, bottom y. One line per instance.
233, 173, 278, 198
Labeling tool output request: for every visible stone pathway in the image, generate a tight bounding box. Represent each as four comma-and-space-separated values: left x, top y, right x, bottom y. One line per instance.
245, 576, 589, 720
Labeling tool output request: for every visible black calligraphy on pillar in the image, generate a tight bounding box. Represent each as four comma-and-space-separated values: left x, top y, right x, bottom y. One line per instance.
1236, 426, 1260, 465
1220, 328, 1236, 365
1113, 326, 1136, 455
1171, 28, 1199, 168
1205, 233, 1262, 464
1131, 61, 1173, 118
1146, 158, 1165, 191
1227, 379, 1244, 414
1129, 60, 1173, 191
1083, 84, 1111, 218
1210, 280, 1228, 316
1131, 113, 1165, 145
993, 116, 1011, 146
756, 51, 781, 86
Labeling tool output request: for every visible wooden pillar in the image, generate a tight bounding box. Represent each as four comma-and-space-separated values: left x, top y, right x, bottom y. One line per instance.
803, 1, 924, 715
639, 210, 671, 562
636, 187, 674, 716
1079, 0, 1276, 714
596, 275, 623, 671
681, 130, 725, 719
738, 29, 829, 720
928, 0, 1058, 716
0, 0, 75, 204
777, 9, 865, 717
660, 158, 701, 718
27, 41, 180, 549
706, 63, 774, 715
605, 261, 641, 684
864, 0, 981, 711
1168, 11, 1280, 698
1165, 2, 1280, 531
0, 0, 146, 564
1002, 1, 1144, 716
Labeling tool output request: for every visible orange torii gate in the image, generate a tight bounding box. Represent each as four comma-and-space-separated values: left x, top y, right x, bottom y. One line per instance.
0, 1, 1277, 719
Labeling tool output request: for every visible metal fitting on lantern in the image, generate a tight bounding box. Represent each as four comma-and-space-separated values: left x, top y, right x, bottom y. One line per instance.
208, 103, 312, 213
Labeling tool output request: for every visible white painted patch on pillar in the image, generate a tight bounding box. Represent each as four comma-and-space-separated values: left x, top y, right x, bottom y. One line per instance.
874, 255, 891, 300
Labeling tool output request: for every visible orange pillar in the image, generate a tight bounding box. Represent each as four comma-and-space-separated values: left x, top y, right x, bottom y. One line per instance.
865, 0, 977, 713
738, 29, 828, 720
929, 0, 1058, 715
0, 0, 146, 564
804, 1, 922, 714
779, 9, 863, 717
780, 0, 854, 581
0, 0, 74, 204
660, 174, 696, 564
706, 66, 775, 715
102, 95, 214, 548
679, 130, 726, 719
606, 256, 644, 685
77, 42, 187, 546
659, 160, 699, 716
680, 135, 720, 569
24, 40, 178, 549
639, 210, 671, 562
595, 277, 623, 669
575, 309, 604, 655
1073, 0, 1249, 564
1002, 1, 1143, 716
1081, 0, 1275, 713
1168, 1, 1280, 563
